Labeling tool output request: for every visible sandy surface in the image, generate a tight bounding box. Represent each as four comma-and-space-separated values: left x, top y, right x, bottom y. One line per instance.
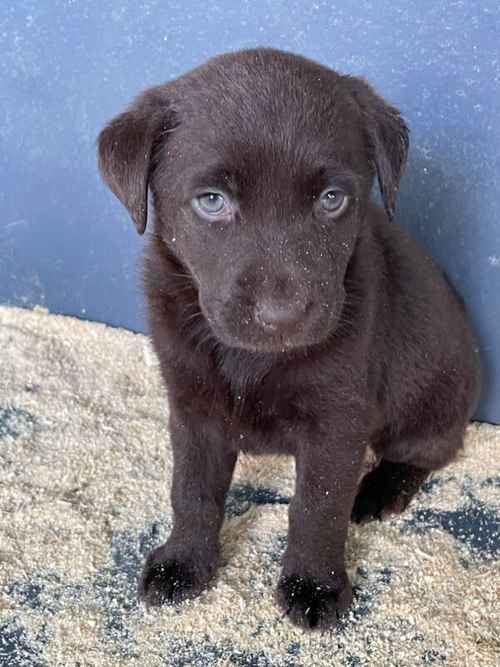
0, 305, 499, 666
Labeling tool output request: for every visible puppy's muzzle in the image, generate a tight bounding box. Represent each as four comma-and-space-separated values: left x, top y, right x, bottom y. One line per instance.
254, 298, 314, 334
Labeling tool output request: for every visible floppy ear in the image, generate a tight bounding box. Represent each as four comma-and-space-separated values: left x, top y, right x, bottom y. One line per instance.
343, 76, 409, 221
97, 90, 173, 234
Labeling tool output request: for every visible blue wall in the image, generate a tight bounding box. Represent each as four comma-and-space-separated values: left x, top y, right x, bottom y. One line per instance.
1, 1, 499, 422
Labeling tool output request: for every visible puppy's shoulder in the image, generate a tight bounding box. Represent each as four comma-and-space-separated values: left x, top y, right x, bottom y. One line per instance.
366, 202, 443, 290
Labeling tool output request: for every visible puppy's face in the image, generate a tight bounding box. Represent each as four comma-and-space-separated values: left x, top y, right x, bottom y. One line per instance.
99, 49, 408, 353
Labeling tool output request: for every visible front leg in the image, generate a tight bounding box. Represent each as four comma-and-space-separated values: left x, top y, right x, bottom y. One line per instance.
139, 410, 237, 607
278, 433, 366, 629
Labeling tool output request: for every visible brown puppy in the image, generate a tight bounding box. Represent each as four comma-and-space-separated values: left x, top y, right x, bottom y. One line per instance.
98, 48, 480, 629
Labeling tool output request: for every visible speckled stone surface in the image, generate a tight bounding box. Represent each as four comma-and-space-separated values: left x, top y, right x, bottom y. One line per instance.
0, 306, 499, 666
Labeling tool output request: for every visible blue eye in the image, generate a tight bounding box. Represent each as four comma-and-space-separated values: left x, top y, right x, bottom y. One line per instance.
319, 189, 349, 217
193, 192, 227, 218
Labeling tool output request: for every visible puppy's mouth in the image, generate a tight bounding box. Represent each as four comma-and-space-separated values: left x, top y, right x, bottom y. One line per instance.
200, 298, 340, 354
213, 328, 313, 354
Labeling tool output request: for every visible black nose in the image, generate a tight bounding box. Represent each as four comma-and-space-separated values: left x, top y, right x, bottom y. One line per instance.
254, 298, 310, 332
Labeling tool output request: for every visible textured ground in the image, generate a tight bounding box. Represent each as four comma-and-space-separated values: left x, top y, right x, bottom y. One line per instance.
0, 305, 499, 667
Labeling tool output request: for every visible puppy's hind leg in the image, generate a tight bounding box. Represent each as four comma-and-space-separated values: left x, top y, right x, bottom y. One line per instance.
351, 428, 464, 524
351, 459, 429, 523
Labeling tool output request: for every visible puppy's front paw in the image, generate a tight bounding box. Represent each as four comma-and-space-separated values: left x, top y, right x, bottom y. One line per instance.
138, 545, 214, 607
277, 572, 352, 629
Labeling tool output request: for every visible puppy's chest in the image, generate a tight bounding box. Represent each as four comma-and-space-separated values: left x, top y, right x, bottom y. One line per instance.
224, 375, 321, 452
232, 382, 301, 422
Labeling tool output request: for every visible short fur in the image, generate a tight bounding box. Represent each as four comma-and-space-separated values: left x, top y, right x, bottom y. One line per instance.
98, 48, 480, 629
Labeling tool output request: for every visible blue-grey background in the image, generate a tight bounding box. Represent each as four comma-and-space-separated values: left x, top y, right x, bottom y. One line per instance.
1, 1, 499, 422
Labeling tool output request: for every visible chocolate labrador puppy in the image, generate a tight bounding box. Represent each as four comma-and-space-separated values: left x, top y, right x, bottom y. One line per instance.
98, 48, 480, 629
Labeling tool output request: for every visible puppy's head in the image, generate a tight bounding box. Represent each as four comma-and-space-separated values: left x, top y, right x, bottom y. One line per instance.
98, 48, 408, 353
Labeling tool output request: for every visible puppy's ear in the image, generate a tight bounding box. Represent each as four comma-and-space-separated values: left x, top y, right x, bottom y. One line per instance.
97, 89, 173, 234
343, 77, 409, 221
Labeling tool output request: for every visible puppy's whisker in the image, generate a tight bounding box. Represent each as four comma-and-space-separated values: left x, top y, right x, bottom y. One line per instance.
194, 330, 216, 355
169, 272, 193, 280
184, 310, 204, 324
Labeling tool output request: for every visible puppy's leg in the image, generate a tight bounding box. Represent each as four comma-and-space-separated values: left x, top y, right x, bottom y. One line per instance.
351, 428, 463, 524
277, 436, 367, 629
139, 413, 236, 607
351, 459, 429, 523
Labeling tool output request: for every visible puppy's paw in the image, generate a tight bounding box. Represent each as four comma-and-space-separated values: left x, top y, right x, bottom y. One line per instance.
277, 572, 352, 629
351, 485, 409, 524
138, 546, 214, 607
351, 462, 423, 524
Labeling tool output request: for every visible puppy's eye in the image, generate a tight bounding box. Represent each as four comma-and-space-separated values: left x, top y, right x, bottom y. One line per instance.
192, 192, 228, 219
318, 189, 349, 217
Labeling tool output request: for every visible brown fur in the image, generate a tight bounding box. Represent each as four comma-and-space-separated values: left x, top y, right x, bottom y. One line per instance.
98, 48, 480, 629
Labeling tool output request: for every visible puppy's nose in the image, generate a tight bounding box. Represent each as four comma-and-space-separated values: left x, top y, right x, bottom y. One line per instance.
254, 299, 310, 332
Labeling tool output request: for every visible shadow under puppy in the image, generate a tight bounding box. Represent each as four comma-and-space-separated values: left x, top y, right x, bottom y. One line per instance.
98, 48, 480, 629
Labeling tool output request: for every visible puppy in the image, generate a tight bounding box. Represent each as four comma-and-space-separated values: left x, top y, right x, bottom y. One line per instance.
98, 48, 480, 629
